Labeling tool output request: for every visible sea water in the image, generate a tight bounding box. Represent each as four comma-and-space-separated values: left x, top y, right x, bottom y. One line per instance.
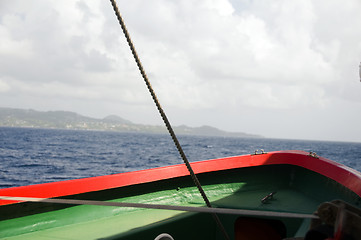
0, 127, 360, 188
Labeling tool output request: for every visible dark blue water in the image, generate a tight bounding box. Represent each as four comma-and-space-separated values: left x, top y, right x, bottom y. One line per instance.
1, 127, 361, 188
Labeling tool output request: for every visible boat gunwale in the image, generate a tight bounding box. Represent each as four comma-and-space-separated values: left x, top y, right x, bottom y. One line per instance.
0, 150, 360, 206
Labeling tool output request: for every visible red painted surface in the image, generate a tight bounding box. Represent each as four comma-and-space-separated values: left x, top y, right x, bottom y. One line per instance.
0, 150, 360, 206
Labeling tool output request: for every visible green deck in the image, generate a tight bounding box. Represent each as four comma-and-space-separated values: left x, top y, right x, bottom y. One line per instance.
0, 165, 360, 239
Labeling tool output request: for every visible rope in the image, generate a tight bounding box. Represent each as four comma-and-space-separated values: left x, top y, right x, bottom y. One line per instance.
0, 196, 318, 219
108, 0, 229, 239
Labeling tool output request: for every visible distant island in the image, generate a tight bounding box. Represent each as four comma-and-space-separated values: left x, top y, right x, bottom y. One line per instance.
0, 107, 262, 138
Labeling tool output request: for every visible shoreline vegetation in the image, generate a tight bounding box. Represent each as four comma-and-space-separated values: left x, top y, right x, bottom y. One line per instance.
0, 107, 262, 138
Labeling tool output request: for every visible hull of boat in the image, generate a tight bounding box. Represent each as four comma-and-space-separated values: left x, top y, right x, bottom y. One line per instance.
0, 150, 360, 239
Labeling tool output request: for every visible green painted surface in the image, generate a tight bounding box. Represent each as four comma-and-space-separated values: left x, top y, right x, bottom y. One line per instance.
0, 165, 360, 239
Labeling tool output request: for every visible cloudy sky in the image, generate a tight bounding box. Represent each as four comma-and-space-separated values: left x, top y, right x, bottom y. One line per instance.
1, 0, 361, 142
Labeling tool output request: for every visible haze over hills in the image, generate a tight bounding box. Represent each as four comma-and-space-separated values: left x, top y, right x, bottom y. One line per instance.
0, 107, 262, 138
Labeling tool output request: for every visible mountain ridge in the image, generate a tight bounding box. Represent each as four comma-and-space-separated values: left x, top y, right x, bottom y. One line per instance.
0, 107, 263, 138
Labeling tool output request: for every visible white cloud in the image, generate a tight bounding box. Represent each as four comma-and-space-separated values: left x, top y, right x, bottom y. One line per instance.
202, 0, 235, 16
1, 0, 361, 141
0, 78, 10, 92
123, 0, 339, 112
0, 16, 33, 58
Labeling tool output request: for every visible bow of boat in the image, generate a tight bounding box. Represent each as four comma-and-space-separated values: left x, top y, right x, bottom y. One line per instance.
0, 150, 360, 240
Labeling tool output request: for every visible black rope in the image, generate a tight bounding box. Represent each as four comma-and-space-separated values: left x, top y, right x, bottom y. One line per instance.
109, 1, 229, 239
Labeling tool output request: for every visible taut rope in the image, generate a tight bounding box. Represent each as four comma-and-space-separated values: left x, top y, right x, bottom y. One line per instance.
109, 0, 229, 239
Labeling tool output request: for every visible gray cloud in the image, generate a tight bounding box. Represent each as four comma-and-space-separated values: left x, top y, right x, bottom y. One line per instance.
1, 0, 361, 142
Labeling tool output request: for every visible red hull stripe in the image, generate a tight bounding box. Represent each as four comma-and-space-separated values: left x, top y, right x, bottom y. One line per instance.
0, 150, 360, 205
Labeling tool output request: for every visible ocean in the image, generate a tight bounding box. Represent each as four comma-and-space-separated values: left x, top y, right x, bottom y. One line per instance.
0, 127, 360, 189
